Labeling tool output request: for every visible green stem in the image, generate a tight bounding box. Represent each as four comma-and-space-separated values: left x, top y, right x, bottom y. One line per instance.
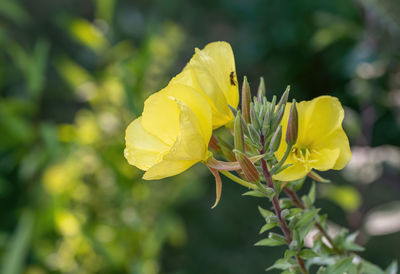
270, 144, 292, 174
220, 171, 257, 190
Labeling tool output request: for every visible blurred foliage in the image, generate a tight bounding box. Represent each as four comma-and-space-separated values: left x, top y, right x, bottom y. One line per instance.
0, 0, 399, 273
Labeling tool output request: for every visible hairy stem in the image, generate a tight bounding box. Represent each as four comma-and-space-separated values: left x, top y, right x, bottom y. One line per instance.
260, 135, 308, 274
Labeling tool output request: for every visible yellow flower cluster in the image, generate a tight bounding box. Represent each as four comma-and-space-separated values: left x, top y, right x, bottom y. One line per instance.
124, 42, 239, 179
124, 41, 351, 181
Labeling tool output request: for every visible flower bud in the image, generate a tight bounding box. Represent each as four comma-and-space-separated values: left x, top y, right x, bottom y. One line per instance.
235, 151, 260, 183
286, 100, 298, 146
276, 85, 290, 110
247, 124, 260, 144
269, 125, 282, 152
234, 111, 245, 152
257, 77, 266, 103
241, 76, 251, 123
250, 102, 260, 129
271, 104, 285, 130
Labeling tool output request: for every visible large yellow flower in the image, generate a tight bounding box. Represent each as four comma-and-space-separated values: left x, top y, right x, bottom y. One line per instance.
274, 96, 352, 181
124, 84, 212, 180
171, 41, 239, 128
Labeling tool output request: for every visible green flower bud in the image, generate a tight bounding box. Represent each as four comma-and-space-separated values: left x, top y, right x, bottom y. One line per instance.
234, 111, 245, 152
250, 102, 260, 129
286, 100, 298, 146
235, 151, 260, 183
241, 76, 251, 123
247, 124, 260, 144
270, 125, 282, 152
276, 85, 290, 110
257, 77, 266, 103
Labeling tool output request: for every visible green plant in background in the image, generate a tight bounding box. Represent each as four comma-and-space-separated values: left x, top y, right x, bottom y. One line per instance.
0, 0, 209, 273
125, 42, 398, 273
1, 0, 400, 273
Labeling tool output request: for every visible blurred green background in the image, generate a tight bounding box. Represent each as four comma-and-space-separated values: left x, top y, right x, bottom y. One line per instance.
1, 0, 400, 273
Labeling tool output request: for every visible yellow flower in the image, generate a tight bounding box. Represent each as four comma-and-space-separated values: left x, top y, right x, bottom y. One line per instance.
124, 84, 212, 180
170, 41, 239, 128
274, 96, 352, 181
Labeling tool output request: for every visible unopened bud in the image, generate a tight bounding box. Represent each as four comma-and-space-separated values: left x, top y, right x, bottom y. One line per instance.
247, 124, 260, 144
257, 77, 266, 103
271, 105, 285, 129
276, 85, 290, 110
235, 151, 260, 183
250, 102, 260, 129
234, 111, 245, 152
286, 100, 298, 146
241, 77, 251, 123
270, 125, 282, 152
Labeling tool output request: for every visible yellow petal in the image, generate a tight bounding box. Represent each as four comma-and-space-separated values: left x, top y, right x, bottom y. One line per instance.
273, 161, 310, 181
164, 83, 212, 143
313, 128, 352, 170
141, 91, 180, 146
172, 41, 239, 128
299, 96, 344, 145
124, 117, 169, 170
143, 159, 198, 180
143, 100, 210, 180
310, 148, 340, 171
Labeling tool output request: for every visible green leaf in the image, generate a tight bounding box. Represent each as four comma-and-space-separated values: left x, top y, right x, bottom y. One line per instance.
385, 261, 398, 274
284, 249, 297, 259
269, 232, 286, 243
300, 249, 319, 259
287, 208, 303, 218
295, 209, 319, 229
259, 222, 278, 234
256, 232, 287, 247
242, 190, 264, 198
1, 211, 34, 274
280, 198, 295, 209
324, 257, 356, 274
258, 206, 274, 219
266, 258, 294, 271
308, 182, 316, 204
361, 260, 384, 274
255, 238, 286, 247
343, 231, 365, 252
287, 176, 306, 190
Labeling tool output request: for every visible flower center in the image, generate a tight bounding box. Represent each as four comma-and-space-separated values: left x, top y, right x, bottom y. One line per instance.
291, 146, 318, 169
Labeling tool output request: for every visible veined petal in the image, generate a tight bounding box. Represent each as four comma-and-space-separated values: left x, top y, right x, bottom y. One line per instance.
313, 128, 352, 170
171, 66, 230, 128
143, 159, 198, 180
142, 90, 180, 146
310, 148, 340, 171
142, 100, 210, 180
124, 117, 170, 170
196, 41, 239, 108
177, 41, 239, 128
165, 83, 212, 143
299, 96, 345, 145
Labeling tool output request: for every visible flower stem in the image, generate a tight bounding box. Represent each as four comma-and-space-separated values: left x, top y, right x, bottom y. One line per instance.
220, 170, 257, 190
282, 187, 343, 255
260, 135, 308, 274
